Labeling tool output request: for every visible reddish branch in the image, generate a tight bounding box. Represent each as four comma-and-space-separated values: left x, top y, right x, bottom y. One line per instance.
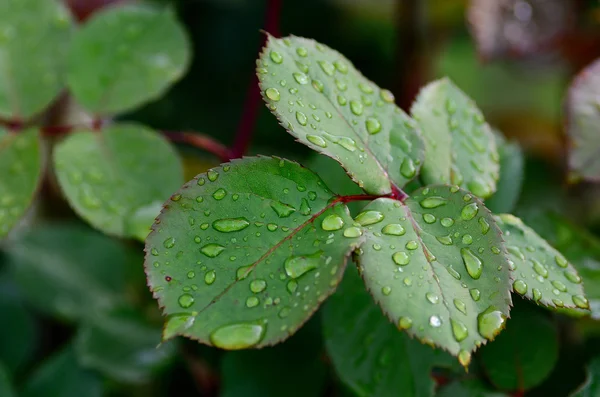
164, 131, 232, 162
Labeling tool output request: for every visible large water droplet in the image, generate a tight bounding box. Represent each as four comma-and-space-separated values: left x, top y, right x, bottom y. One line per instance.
426, 292, 439, 304
210, 323, 266, 349
573, 295, 590, 309
293, 72, 309, 85
470, 288, 481, 301
477, 306, 506, 340
479, 218, 490, 234
321, 214, 344, 231
296, 111, 308, 125
163, 237, 175, 249
551, 280, 567, 292
246, 296, 259, 308
429, 315, 442, 327
436, 235, 453, 245
420, 196, 447, 209
201, 244, 225, 258
400, 158, 416, 178
398, 316, 413, 329
454, 299, 467, 314
318, 60, 335, 76
513, 279, 527, 295
461, 203, 478, 221
555, 255, 568, 268
461, 248, 483, 279
312, 79, 324, 93
406, 241, 418, 250
300, 198, 311, 215
392, 251, 410, 266
350, 100, 363, 115
284, 251, 322, 278
564, 270, 582, 284
250, 279, 267, 293
451, 319, 468, 342
265, 88, 280, 101
532, 288, 542, 302
423, 214, 436, 224
355, 210, 384, 226
212, 218, 250, 233
365, 117, 382, 134
270, 201, 296, 218
307, 134, 327, 148
441, 218, 454, 227
178, 293, 194, 308
382, 224, 405, 236
532, 259, 548, 278
343, 226, 363, 238
270, 50, 283, 64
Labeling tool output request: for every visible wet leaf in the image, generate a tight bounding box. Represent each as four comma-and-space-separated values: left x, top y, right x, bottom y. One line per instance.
573, 357, 600, 397
0, 0, 73, 119
411, 78, 499, 199
323, 267, 455, 397
145, 157, 361, 348
0, 363, 15, 397
485, 134, 524, 214
0, 128, 42, 239
53, 123, 183, 240
75, 308, 176, 384
566, 58, 600, 182
480, 303, 558, 391
22, 346, 103, 397
67, 4, 190, 115
258, 35, 424, 195
355, 186, 511, 360
496, 214, 588, 310
5, 223, 138, 320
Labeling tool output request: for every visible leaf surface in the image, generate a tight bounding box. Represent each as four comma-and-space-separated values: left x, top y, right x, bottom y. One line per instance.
145, 157, 361, 348
53, 123, 183, 239
0, 0, 72, 119
0, 128, 42, 238
323, 267, 455, 397
258, 35, 424, 195
485, 133, 524, 214
496, 214, 588, 310
411, 78, 499, 199
67, 4, 190, 115
356, 186, 511, 360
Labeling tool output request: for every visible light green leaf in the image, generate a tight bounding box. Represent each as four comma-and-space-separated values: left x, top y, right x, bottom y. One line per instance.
145, 157, 361, 348
75, 308, 175, 384
22, 347, 103, 397
0, 297, 37, 373
0, 363, 15, 397
573, 357, 600, 397
323, 267, 455, 397
411, 78, 499, 199
258, 35, 424, 195
495, 214, 588, 310
53, 123, 183, 239
565, 58, 600, 181
0, 0, 73, 119
480, 304, 558, 391
0, 128, 42, 238
355, 186, 511, 360
485, 133, 524, 214
67, 4, 190, 115
5, 223, 139, 320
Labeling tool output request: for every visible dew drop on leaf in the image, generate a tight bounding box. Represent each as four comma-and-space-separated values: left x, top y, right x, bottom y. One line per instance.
382, 223, 405, 236
209, 323, 266, 349
178, 293, 194, 308
398, 316, 413, 329
321, 214, 344, 231
461, 203, 478, 221
419, 196, 447, 209
200, 244, 225, 258
392, 251, 410, 266
284, 251, 321, 278
451, 318, 468, 342
461, 247, 483, 279
513, 279, 528, 295
354, 210, 384, 226
343, 226, 363, 238
477, 306, 506, 340
212, 218, 250, 233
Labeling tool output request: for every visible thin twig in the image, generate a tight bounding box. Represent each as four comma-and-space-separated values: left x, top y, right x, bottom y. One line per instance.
164, 131, 231, 162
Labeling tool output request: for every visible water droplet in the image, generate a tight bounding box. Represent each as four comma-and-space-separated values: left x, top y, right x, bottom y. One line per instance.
201, 244, 225, 258
420, 196, 447, 209
337, 95, 347, 106
296, 111, 308, 125
365, 118, 382, 134
382, 286, 392, 296
343, 227, 363, 238
321, 214, 344, 231
461, 248, 483, 279
426, 292, 439, 304
477, 306, 506, 340
380, 89, 394, 103
462, 234, 473, 245
403, 277, 412, 286
554, 255, 568, 268
454, 299, 467, 314
423, 214, 436, 224
270, 51, 283, 63
299, 198, 311, 215
382, 224, 405, 236
458, 350, 471, 367
318, 60, 335, 76
163, 237, 175, 249
479, 218, 490, 234
207, 170, 219, 182
355, 210, 384, 226
293, 72, 309, 85
210, 323, 265, 349
532, 259, 548, 278
551, 280, 567, 292
296, 47, 308, 57
287, 280, 298, 294
467, 180, 491, 198
513, 279, 527, 295
564, 270, 581, 284
246, 296, 259, 308
406, 241, 418, 250
470, 288, 481, 301
461, 203, 478, 221
446, 265, 461, 280
400, 158, 416, 178
573, 295, 589, 309
436, 235, 453, 245
398, 316, 413, 329
312, 79, 324, 92
306, 134, 328, 148
552, 299, 564, 307
250, 279, 267, 293
204, 270, 216, 285
270, 201, 296, 218
392, 251, 410, 266
451, 319, 468, 342
212, 218, 250, 233
441, 218, 454, 227
178, 293, 194, 308
285, 251, 322, 278
531, 288, 542, 302
265, 88, 280, 101
350, 100, 363, 115
429, 315, 442, 327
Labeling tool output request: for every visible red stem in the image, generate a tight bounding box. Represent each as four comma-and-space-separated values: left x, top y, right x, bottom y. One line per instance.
164, 131, 231, 162
338, 194, 391, 203
229, 0, 282, 159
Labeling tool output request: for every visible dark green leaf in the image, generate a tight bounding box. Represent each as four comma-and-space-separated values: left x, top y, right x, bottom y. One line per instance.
573, 357, 600, 397
22, 346, 103, 397
0, 0, 73, 119
495, 214, 588, 310
0, 296, 37, 373
356, 186, 511, 361
75, 308, 176, 384
258, 35, 424, 195
411, 78, 499, 199
5, 223, 138, 320
436, 379, 508, 397
485, 134, 524, 214
0, 363, 15, 397
0, 128, 42, 238
480, 304, 558, 391
323, 266, 455, 397
53, 123, 183, 240
67, 4, 190, 115
145, 157, 361, 348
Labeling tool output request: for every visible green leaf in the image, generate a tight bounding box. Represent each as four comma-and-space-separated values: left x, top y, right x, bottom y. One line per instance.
220, 317, 326, 397
0, 296, 37, 373
323, 266, 455, 397
0, 128, 42, 238
145, 157, 361, 348
436, 379, 508, 397
22, 346, 103, 397
495, 214, 588, 310
480, 304, 558, 391
565, 58, 600, 181
0, 363, 16, 397
410, 78, 499, 199
67, 4, 190, 115
75, 308, 175, 384
485, 134, 524, 214
355, 186, 511, 361
573, 357, 600, 397
258, 35, 424, 195
0, 0, 73, 119
53, 123, 183, 239
5, 223, 138, 320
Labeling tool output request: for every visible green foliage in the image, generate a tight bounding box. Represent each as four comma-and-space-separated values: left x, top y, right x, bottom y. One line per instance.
574, 357, 600, 397
485, 134, 524, 214
0, 363, 15, 397
0, 0, 73, 120
0, 296, 37, 373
